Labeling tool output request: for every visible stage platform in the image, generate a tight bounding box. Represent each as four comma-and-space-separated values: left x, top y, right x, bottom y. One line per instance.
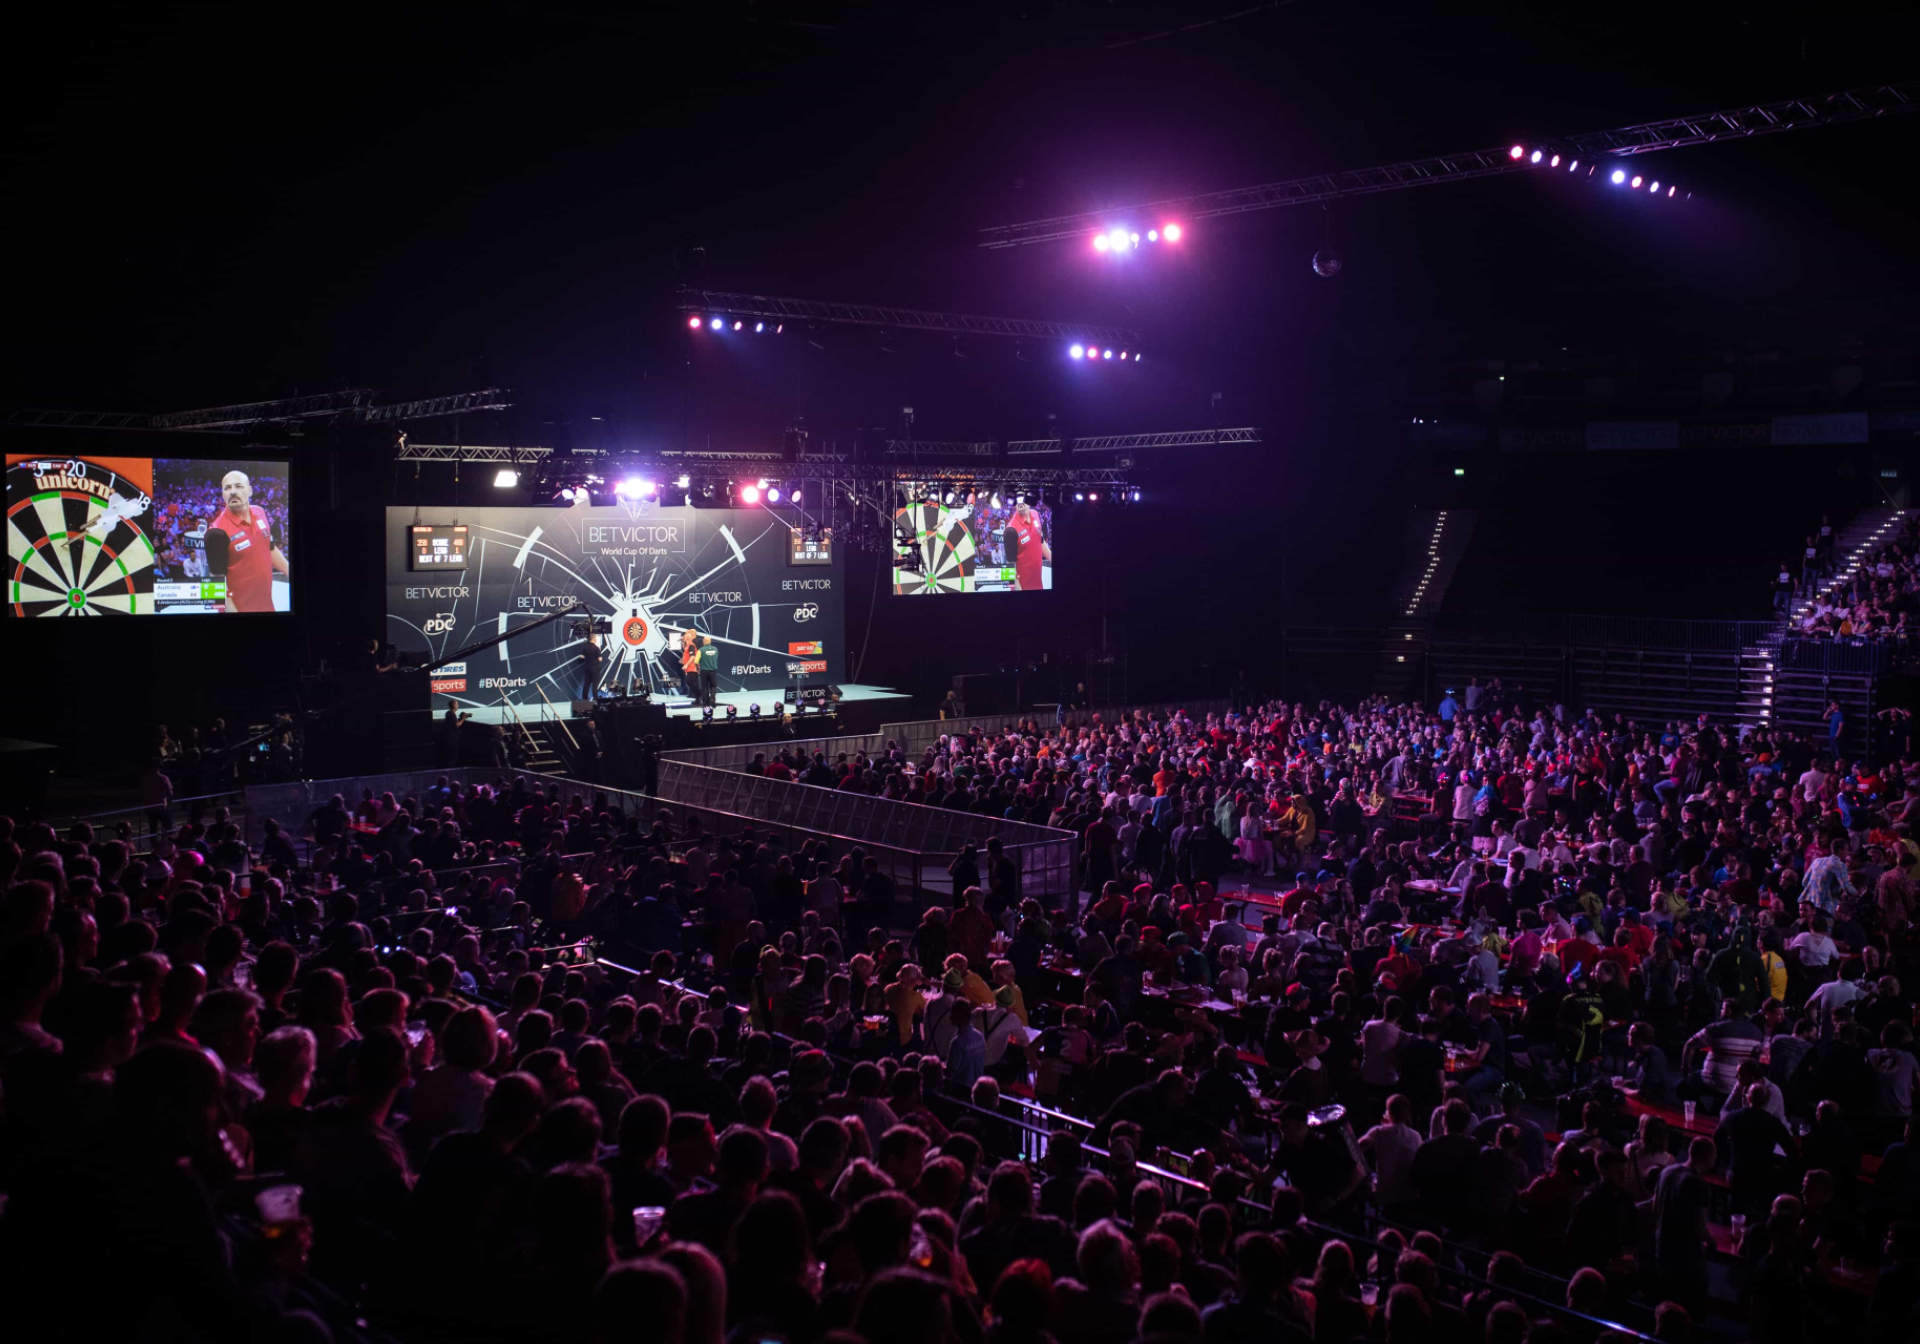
457, 683, 910, 725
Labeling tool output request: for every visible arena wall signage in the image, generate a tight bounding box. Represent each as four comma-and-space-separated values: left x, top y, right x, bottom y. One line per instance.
385, 504, 844, 710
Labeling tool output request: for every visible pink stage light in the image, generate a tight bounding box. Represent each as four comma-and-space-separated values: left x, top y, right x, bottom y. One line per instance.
740, 484, 761, 505
1162, 223, 1181, 241
687, 315, 701, 329
1093, 234, 1110, 252
1509, 144, 1525, 159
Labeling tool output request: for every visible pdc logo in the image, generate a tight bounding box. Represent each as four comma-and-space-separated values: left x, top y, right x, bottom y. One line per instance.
793, 603, 820, 622
424, 612, 457, 636
787, 640, 823, 656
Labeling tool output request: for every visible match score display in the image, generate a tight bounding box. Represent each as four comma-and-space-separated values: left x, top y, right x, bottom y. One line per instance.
787, 525, 833, 566
409, 524, 469, 570
6, 454, 293, 616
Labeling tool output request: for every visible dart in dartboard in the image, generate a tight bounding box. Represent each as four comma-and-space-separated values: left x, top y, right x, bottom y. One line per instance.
893, 501, 976, 595
6, 457, 157, 616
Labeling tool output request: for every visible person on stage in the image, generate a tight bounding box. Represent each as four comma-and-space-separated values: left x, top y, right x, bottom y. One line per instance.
202, 470, 289, 611
1006, 500, 1051, 592
698, 634, 720, 706
580, 628, 603, 702
679, 629, 700, 699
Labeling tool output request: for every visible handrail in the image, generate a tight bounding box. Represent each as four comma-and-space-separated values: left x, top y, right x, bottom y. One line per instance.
534, 683, 582, 755
499, 692, 538, 751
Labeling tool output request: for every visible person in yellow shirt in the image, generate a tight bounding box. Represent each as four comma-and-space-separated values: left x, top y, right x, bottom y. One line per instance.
991, 960, 1029, 1027
1759, 932, 1789, 1003
944, 954, 995, 1009
884, 964, 926, 1046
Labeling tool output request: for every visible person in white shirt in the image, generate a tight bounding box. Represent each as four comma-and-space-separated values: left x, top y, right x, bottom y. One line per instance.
1797, 764, 1830, 805
1808, 966, 1867, 1016
1789, 918, 1837, 969
1360, 998, 1405, 1087
1359, 1092, 1423, 1210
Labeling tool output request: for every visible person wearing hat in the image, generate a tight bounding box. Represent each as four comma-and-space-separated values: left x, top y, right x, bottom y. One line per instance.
1277, 1029, 1332, 1107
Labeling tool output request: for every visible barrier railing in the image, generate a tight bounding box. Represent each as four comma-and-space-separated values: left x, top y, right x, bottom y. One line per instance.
652, 759, 1077, 899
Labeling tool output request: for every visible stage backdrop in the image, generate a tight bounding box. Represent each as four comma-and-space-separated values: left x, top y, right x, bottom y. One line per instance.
386, 504, 844, 712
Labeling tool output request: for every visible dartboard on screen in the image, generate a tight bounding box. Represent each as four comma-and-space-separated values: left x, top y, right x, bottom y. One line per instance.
6, 457, 157, 616
893, 502, 975, 595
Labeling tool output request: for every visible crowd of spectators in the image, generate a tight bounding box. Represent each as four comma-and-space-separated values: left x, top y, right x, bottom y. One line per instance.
4, 691, 1920, 1344
1779, 510, 1918, 644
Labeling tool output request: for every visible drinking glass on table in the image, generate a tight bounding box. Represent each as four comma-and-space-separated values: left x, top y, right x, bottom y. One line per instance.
1683, 1100, 1696, 1126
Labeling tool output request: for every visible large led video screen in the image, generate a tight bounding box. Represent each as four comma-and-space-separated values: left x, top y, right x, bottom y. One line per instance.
893, 490, 1053, 595
386, 503, 844, 711
6, 454, 292, 616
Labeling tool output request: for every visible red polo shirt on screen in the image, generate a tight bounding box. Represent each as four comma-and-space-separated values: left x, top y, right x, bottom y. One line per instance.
1010, 517, 1044, 590
207, 504, 275, 612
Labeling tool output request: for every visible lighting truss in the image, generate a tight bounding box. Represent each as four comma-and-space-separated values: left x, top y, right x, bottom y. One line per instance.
351, 389, 512, 425
979, 80, 1920, 247
146, 389, 380, 429
1, 408, 155, 430
6, 388, 512, 434
395, 443, 552, 463
675, 286, 1141, 347
399, 426, 1262, 470
884, 441, 999, 457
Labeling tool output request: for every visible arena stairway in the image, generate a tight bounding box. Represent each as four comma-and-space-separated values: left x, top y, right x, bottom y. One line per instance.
1371, 509, 1477, 700
1731, 504, 1902, 747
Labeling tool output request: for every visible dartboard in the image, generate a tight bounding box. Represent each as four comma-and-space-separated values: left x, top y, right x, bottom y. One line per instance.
894, 502, 975, 595
7, 458, 157, 616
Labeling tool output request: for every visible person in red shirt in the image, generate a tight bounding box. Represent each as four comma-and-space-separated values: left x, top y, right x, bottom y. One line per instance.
1006, 501, 1051, 591
202, 469, 288, 612
1556, 920, 1601, 979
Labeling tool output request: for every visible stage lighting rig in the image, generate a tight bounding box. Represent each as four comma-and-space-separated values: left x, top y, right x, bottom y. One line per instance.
982, 81, 1918, 248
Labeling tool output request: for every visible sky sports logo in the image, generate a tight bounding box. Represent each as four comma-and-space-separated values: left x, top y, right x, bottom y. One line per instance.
787, 640, 823, 656
787, 659, 827, 675
431, 678, 467, 694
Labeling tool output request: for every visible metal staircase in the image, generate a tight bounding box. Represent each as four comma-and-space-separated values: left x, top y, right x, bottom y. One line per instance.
1735, 505, 1903, 748
1372, 509, 1477, 700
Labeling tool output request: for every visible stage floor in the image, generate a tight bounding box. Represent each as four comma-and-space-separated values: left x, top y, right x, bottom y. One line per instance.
457, 683, 909, 725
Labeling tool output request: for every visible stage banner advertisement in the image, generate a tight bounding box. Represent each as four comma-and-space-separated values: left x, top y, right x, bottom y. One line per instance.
385, 504, 844, 711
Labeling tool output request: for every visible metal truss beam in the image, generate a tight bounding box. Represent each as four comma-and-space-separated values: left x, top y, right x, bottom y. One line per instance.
147, 390, 379, 429
675, 287, 1141, 346
10, 388, 513, 435
1070, 426, 1261, 451
1567, 81, 1918, 156
884, 441, 999, 457
397, 426, 1260, 468
979, 80, 1920, 247
1, 408, 159, 431
352, 389, 512, 424
395, 443, 551, 463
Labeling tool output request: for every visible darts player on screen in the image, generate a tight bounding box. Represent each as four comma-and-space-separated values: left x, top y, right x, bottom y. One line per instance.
1007, 500, 1051, 592
201, 469, 289, 612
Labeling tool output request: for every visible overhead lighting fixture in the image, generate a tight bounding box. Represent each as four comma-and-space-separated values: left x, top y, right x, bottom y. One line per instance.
493, 469, 518, 488
1162, 223, 1181, 241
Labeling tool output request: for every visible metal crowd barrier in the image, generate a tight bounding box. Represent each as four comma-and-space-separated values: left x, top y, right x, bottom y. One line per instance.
652, 758, 1076, 899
